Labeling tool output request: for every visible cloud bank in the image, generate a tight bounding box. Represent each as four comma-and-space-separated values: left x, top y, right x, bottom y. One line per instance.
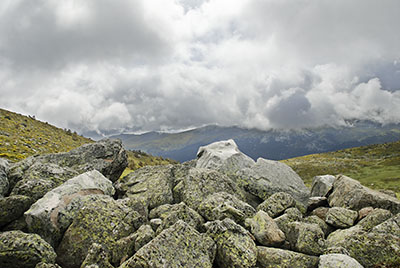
0, 0, 399, 136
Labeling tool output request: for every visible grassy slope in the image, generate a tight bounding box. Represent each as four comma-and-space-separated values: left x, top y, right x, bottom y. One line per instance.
282, 140, 400, 195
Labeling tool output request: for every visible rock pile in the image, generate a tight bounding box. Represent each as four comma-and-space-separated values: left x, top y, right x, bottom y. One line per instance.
0, 139, 399, 268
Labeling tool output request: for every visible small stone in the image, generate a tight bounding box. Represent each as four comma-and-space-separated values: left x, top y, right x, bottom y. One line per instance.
258, 192, 296, 218
245, 210, 285, 246
307, 197, 328, 212
312, 207, 330, 221
357, 207, 374, 221
326, 207, 358, 229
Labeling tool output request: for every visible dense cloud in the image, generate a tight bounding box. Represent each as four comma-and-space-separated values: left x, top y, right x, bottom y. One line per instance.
0, 0, 399, 136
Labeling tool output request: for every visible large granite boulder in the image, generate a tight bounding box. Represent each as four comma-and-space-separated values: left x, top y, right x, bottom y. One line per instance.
24, 170, 115, 246
120, 220, 216, 268
0, 195, 33, 227
0, 158, 9, 197
257, 247, 319, 268
8, 139, 127, 193
329, 175, 400, 214
310, 175, 335, 197
245, 210, 285, 246
318, 254, 364, 268
205, 218, 257, 268
238, 158, 310, 204
325, 207, 358, 229
173, 168, 246, 209
257, 192, 296, 218
198, 191, 256, 224
56, 195, 144, 268
0, 230, 56, 268
196, 139, 255, 174
287, 222, 326, 256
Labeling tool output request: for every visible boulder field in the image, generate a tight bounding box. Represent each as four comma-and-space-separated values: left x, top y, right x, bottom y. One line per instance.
0, 138, 399, 268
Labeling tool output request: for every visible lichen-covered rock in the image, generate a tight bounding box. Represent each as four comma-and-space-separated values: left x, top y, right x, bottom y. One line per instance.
237, 158, 310, 204
274, 207, 303, 235
287, 222, 325, 256
195, 139, 255, 174
245, 210, 285, 246
326, 228, 400, 267
2, 216, 28, 232
318, 254, 364, 268
198, 192, 255, 224
35, 263, 62, 268
0, 195, 33, 227
303, 215, 331, 237
112, 233, 137, 266
173, 168, 246, 209
134, 224, 155, 251
25, 170, 115, 246
205, 218, 257, 268
56, 195, 144, 268
307, 197, 329, 212
80, 243, 113, 268
0, 158, 9, 197
372, 213, 400, 237
356, 208, 392, 231
310, 175, 335, 197
115, 165, 174, 210
0, 230, 56, 268
257, 192, 296, 218
149, 202, 204, 233
8, 139, 127, 190
328, 175, 400, 214
257, 246, 319, 268
120, 220, 216, 268
326, 207, 358, 229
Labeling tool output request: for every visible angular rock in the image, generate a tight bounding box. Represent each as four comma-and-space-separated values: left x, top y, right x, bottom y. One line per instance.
173, 168, 245, 209
134, 225, 155, 252
56, 195, 144, 268
319, 254, 364, 268
356, 208, 392, 231
149, 218, 162, 231
198, 191, 255, 224
25, 170, 115, 246
0, 158, 9, 197
274, 207, 303, 235
0, 230, 56, 268
149, 202, 204, 233
245, 210, 285, 246
80, 243, 113, 268
328, 175, 400, 214
372, 213, 400, 237
120, 220, 216, 268
326, 207, 358, 229
0, 195, 33, 227
257, 246, 319, 268
258, 192, 296, 218
312, 207, 330, 221
238, 158, 310, 204
205, 218, 257, 268
116, 165, 174, 210
287, 222, 325, 256
112, 233, 137, 266
307, 196, 329, 212
304, 215, 331, 237
196, 139, 255, 174
311, 175, 335, 197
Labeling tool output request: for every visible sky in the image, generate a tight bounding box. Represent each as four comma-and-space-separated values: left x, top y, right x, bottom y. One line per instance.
0, 0, 400, 137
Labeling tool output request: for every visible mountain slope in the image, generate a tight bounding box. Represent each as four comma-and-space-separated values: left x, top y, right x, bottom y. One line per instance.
282, 140, 400, 195
113, 122, 400, 162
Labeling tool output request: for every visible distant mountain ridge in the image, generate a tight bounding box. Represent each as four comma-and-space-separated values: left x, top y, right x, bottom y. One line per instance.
112, 122, 400, 162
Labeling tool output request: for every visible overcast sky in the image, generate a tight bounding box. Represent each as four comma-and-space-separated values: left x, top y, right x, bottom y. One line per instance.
1, 0, 400, 136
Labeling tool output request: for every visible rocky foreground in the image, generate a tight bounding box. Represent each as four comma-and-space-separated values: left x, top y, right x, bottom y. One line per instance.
0, 139, 399, 268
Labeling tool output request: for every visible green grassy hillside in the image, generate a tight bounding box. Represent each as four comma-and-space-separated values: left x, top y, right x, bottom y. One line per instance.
282, 140, 400, 195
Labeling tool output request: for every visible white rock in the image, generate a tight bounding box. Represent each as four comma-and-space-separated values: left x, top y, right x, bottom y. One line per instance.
319, 254, 364, 268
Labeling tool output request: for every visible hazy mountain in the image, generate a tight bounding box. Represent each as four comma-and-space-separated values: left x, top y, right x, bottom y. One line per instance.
112, 121, 400, 162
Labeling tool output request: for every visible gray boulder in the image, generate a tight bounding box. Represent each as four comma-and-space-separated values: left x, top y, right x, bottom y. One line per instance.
56, 195, 144, 268
328, 175, 400, 214
0, 230, 56, 268
0, 195, 33, 227
196, 139, 255, 174
325, 207, 358, 229
24, 170, 115, 246
287, 222, 326, 256
245, 210, 285, 246
238, 158, 310, 204
120, 220, 216, 268
173, 168, 246, 210
311, 175, 335, 197
115, 165, 174, 210
198, 191, 256, 224
372, 213, 400, 237
0, 158, 9, 197
257, 247, 319, 268
257, 192, 296, 218
356, 208, 392, 231
205, 218, 257, 268
319, 254, 364, 268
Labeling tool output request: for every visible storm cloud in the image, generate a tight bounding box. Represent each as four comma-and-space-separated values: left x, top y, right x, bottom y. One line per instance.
0, 0, 399, 136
